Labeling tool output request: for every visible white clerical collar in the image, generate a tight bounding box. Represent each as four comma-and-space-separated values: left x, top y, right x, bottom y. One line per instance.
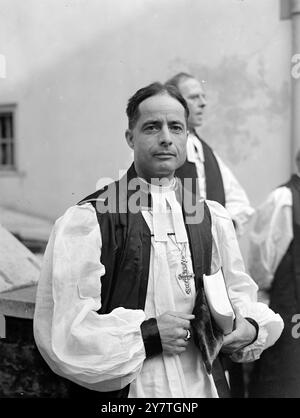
137, 176, 177, 194
186, 132, 205, 164
138, 177, 187, 243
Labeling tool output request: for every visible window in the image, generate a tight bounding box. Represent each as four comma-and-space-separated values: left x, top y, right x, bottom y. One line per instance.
0, 105, 16, 170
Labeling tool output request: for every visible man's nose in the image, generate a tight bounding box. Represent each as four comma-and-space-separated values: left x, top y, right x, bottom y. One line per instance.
199, 95, 207, 108
158, 127, 173, 146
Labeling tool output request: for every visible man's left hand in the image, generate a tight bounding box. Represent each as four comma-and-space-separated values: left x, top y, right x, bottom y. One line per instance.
221, 309, 256, 354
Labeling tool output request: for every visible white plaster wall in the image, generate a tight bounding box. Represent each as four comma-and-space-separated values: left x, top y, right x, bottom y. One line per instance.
0, 0, 292, 220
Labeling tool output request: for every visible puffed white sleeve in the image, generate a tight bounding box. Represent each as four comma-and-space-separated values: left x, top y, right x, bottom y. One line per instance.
248, 187, 293, 291
215, 154, 254, 237
33, 203, 146, 392
207, 200, 284, 363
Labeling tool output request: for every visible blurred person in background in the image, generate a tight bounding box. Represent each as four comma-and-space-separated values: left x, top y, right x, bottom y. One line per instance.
166, 72, 254, 238
247, 151, 300, 398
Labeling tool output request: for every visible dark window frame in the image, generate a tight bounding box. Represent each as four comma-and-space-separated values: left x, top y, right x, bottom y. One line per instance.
0, 104, 17, 171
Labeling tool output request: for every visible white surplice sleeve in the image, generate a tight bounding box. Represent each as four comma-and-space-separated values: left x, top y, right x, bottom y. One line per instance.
247, 187, 293, 291
215, 154, 254, 237
207, 200, 284, 363
33, 203, 146, 392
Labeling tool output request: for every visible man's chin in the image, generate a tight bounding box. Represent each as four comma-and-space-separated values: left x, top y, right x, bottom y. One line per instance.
189, 118, 203, 129
154, 162, 176, 179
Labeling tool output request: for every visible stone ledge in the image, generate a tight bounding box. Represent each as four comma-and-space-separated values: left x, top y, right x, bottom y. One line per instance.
0, 284, 37, 320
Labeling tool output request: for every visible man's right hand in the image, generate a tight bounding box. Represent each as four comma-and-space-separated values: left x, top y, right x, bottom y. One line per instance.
156, 311, 195, 355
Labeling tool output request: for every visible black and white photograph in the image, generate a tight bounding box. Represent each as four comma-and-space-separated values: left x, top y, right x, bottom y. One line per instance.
0, 0, 299, 407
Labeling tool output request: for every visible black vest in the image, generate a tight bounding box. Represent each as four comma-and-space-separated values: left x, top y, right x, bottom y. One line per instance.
270, 174, 300, 315
70, 164, 228, 398
176, 134, 226, 207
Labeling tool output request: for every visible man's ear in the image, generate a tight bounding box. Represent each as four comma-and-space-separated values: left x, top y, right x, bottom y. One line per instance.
125, 129, 134, 150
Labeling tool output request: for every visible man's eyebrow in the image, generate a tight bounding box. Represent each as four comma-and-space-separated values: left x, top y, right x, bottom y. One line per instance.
188, 92, 206, 98
141, 119, 162, 126
168, 120, 185, 126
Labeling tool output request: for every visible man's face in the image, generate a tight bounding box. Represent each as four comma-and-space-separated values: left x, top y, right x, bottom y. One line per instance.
177, 77, 207, 130
126, 93, 188, 181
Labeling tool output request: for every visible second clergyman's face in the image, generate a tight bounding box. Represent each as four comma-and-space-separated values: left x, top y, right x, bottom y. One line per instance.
177, 77, 207, 130
125, 93, 188, 181
296, 152, 300, 173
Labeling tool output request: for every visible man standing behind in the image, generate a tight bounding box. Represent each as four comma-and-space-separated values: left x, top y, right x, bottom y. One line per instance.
34, 82, 283, 398
166, 73, 254, 237
248, 151, 300, 398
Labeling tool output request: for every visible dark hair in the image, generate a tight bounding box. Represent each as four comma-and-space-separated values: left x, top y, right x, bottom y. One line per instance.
165, 72, 195, 89
126, 82, 189, 129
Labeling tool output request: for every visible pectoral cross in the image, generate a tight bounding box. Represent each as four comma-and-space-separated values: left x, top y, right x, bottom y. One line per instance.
178, 256, 195, 295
